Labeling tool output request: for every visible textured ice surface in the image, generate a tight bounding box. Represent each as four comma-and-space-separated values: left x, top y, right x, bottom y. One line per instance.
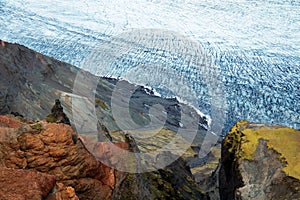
0, 0, 299, 133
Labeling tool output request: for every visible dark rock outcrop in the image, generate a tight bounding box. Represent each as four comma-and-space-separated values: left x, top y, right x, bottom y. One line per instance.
97, 122, 113, 142
191, 144, 221, 200
112, 152, 209, 200
124, 133, 140, 153
46, 99, 71, 125
219, 120, 300, 200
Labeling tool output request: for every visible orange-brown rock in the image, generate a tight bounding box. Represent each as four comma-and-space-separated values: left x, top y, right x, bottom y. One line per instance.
0, 115, 117, 200
46, 182, 79, 200
0, 167, 56, 200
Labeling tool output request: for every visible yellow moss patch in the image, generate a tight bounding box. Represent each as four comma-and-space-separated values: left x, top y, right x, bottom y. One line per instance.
30, 123, 44, 131
95, 98, 109, 110
227, 120, 300, 180
191, 162, 219, 175
223, 120, 247, 157
240, 129, 260, 160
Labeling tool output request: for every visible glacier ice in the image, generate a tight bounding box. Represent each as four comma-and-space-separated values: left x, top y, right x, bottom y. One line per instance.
0, 0, 299, 134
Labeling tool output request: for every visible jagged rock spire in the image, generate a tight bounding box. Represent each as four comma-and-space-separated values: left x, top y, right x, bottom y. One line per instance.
46, 99, 71, 125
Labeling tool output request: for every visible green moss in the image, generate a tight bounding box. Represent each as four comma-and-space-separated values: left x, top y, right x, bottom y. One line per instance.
95, 98, 109, 110
142, 171, 175, 199
30, 123, 44, 131
45, 113, 56, 123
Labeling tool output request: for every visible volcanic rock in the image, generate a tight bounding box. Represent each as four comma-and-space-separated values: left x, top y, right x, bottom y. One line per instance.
46, 182, 79, 200
0, 115, 116, 199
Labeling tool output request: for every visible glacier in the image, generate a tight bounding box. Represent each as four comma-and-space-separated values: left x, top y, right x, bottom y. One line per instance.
0, 0, 299, 134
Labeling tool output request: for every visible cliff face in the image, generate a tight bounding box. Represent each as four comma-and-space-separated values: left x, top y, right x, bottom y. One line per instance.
0, 40, 210, 182
219, 120, 300, 200
112, 154, 208, 200
0, 40, 76, 118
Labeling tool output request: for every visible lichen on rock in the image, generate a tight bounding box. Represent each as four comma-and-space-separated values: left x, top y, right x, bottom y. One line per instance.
219, 120, 300, 200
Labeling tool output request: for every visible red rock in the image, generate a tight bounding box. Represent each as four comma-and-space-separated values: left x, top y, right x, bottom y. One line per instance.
0, 167, 56, 200
0, 115, 207, 200
0, 116, 117, 199
18, 133, 44, 150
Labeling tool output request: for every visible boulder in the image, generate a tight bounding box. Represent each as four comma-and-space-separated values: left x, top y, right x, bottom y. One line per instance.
219, 120, 300, 200
46, 182, 79, 200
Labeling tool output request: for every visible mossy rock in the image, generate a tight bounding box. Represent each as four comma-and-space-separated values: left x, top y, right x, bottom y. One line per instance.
140, 158, 208, 200
221, 121, 300, 199
224, 120, 300, 180
30, 123, 44, 131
